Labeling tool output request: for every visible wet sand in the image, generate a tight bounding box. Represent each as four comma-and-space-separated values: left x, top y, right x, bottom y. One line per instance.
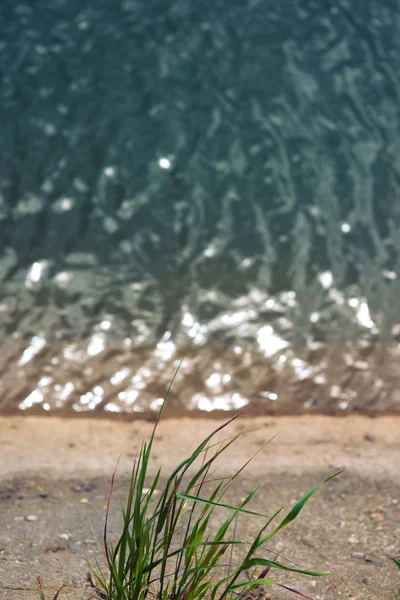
0, 414, 399, 599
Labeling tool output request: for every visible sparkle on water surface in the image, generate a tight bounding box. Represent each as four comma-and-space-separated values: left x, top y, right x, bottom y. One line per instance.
0, 0, 400, 415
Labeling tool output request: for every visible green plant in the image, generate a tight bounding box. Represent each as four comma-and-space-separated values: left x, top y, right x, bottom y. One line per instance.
36, 577, 66, 600
89, 374, 342, 600
393, 558, 400, 570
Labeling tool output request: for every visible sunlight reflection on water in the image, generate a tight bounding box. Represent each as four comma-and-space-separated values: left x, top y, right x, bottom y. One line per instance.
1, 0, 400, 415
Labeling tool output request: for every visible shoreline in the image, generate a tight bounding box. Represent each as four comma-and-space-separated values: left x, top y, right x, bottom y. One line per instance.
0, 414, 399, 480
2, 403, 400, 422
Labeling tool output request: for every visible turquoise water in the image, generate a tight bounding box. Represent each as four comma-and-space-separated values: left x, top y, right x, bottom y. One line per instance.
0, 0, 400, 415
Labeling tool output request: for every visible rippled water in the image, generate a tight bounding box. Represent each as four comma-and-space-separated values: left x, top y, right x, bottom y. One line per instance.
1, 0, 400, 416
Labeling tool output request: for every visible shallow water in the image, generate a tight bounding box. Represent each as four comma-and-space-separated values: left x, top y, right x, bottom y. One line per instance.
1, 0, 400, 415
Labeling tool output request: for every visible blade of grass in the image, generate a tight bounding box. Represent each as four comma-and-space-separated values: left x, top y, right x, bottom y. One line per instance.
176, 492, 269, 518
266, 470, 344, 540
241, 557, 332, 577
103, 451, 123, 572
36, 579, 67, 600
36, 578, 45, 600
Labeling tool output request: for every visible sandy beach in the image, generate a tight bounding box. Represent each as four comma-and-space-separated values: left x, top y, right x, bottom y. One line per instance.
0, 414, 399, 599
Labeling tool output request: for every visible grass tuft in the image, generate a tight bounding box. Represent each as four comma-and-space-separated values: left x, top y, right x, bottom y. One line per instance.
86, 371, 342, 600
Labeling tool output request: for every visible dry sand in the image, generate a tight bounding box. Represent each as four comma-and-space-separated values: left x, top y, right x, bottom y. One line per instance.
0, 414, 399, 599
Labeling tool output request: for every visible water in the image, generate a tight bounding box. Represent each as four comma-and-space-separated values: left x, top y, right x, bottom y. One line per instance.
1, 0, 400, 416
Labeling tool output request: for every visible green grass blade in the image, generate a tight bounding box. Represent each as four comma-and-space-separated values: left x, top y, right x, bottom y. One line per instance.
268, 470, 344, 539
229, 577, 278, 590
242, 557, 332, 577
167, 408, 248, 485
143, 540, 241, 573
150, 358, 183, 440
176, 491, 269, 518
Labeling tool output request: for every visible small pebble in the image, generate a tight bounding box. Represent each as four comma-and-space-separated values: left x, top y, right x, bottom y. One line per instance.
370, 512, 384, 521
71, 481, 96, 493
26, 515, 38, 522
59, 533, 70, 540
37, 486, 50, 498
348, 535, 359, 544
79, 497, 89, 504
351, 552, 365, 559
